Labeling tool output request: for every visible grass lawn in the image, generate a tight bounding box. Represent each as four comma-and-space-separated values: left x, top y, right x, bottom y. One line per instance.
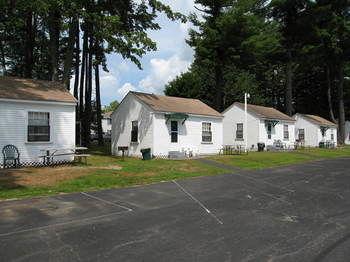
210, 146, 350, 170
0, 145, 224, 200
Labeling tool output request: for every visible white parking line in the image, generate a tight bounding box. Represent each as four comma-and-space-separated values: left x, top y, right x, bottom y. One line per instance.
172, 180, 224, 225
80, 192, 132, 211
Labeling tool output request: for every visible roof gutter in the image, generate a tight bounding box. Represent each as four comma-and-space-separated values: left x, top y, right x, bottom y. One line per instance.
154, 111, 223, 119
0, 97, 77, 106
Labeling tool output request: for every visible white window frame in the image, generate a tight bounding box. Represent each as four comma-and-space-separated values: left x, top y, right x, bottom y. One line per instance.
267, 123, 272, 140
331, 129, 334, 141
131, 120, 138, 143
236, 123, 244, 140
202, 122, 212, 143
26, 110, 53, 143
170, 120, 178, 143
298, 129, 305, 141
283, 124, 289, 140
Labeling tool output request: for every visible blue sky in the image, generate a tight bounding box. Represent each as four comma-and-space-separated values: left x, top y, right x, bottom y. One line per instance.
99, 0, 198, 107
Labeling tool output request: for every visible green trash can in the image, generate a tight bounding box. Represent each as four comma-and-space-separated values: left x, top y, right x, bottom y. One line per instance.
257, 143, 265, 152
140, 148, 152, 160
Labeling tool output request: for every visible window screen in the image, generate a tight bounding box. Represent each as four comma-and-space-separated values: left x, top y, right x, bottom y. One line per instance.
298, 129, 305, 141
236, 123, 243, 140
28, 112, 50, 142
171, 121, 178, 143
267, 123, 272, 139
284, 125, 289, 140
131, 121, 138, 142
202, 122, 212, 142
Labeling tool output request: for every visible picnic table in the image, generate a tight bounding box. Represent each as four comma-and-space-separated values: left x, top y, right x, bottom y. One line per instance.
220, 145, 244, 155
39, 147, 90, 165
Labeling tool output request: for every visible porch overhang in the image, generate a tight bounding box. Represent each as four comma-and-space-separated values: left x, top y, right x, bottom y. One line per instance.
320, 126, 329, 135
165, 113, 189, 124
264, 119, 279, 127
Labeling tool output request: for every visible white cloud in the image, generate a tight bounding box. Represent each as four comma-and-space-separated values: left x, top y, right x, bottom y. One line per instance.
138, 54, 191, 93
98, 0, 199, 104
118, 83, 136, 97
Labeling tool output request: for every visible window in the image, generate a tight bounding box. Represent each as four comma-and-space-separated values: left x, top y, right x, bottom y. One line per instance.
131, 121, 138, 142
202, 122, 212, 142
28, 112, 50, 142
171, 121, 178, 143
236, 123, 243, 140
331, 130, 334, 141
298, 129, 305, 141
107, 118, 112, 125
267, 123, 272, 139
321, 128, 326, 137
283, 125, 289, 140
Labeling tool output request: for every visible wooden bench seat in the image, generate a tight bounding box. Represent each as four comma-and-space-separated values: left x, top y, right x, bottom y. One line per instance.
74, 154, 91, 165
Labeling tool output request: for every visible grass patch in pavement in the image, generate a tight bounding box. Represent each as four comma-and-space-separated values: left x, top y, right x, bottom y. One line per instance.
209, 146, 350, 170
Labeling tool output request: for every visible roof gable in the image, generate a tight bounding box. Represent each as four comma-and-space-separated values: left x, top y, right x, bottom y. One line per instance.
0, 76, 77, 104
228, 102, 295, 122
131, 92, 222, 117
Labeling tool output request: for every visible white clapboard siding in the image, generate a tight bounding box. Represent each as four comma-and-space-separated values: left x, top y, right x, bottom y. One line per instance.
294, 114, 337, 147
0, 100, 75, 164
111, 93, 223, 157
345, 121, 350, 145
223, 104, 296, 150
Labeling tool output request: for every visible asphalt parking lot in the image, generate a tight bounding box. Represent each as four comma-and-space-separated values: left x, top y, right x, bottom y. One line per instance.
1, 157, 350, 262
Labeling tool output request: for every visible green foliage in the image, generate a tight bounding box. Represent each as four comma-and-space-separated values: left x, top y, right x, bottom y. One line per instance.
103, 100, 119, 113
166, 0, 279, 110
165, 0, 350, 121
0, 0, 186, 77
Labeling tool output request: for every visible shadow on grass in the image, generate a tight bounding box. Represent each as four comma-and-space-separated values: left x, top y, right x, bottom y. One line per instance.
0, 168, 29, 190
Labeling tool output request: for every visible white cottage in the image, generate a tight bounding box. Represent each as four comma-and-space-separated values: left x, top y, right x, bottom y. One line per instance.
0, 77, 76, 165
102, 111, 112, 136
222, 102, 296, 150
111, 91, 223, 158
345, 121, 350, 145
293, 114, 337, 147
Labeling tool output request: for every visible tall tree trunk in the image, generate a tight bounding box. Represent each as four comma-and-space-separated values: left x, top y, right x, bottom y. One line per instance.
78, 30, 88, 145
95, 63, 104, 146
0, 40, 6, 75
84, 35, 93, 146
337, 63, 346, 145
85, 35, 94, 144
326, 65, 336, 123
73, 20, 80, 145
62, 17, 78, 89
285, 50, 293, 116
24, 9, 34, 78
48, 9, 61, 81
73, 19, 80, 99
